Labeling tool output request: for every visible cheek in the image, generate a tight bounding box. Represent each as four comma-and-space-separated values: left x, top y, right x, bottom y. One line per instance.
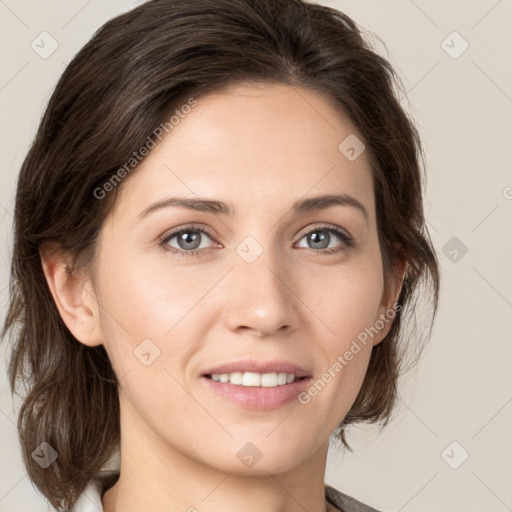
93, 256, 204, 430
293, 257, 384, 417
299, 254, 385, 349
94, 251, 223, 377
96, 249, 195, 335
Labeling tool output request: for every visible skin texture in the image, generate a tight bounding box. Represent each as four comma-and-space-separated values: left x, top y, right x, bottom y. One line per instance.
41, 83, 404, 512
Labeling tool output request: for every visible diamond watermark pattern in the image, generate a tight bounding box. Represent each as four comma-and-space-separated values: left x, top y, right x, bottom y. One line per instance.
237, 442, 263, 468
338, 134, 366, 161
441, 441, 469, 469
441, 31, 469, 59
133, 338, 161, 366
31, 442, 58, 469
442, 236, 468, 263
31, 32, 59, 59
236, 236, 263, 263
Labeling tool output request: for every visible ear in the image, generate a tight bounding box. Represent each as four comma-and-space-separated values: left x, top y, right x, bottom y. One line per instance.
372, 250, 407, 347
39, 244, 103, 347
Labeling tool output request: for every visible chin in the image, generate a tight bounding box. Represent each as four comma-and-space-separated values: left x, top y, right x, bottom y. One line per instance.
196, 438, 314, 476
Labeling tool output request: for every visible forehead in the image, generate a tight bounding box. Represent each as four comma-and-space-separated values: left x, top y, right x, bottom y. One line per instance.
109, 82, 375, 226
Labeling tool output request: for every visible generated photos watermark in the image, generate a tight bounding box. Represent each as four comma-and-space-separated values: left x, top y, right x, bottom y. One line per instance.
298, 301, 402, 405
93, 97, 197, 200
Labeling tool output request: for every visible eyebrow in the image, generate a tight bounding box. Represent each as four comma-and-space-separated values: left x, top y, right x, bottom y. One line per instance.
136, 193, 369, 225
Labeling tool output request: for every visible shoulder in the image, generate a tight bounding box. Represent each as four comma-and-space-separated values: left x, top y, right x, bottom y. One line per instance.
72, 475, 380, 512
325, 484, 384, 512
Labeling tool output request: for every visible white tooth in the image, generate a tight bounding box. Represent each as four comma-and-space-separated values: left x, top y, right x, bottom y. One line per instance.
212, 371, 298, 387
277, 372, 288, 385
242, 372, 261, 386
229, 372, 243, 385
261, 373, 278, 387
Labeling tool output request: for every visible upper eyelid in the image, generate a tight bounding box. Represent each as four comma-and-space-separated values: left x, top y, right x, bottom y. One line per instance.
161, 224, 217, 243
302, 223, 350, 237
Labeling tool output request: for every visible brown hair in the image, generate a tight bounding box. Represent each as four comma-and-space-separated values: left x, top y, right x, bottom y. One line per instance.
1, 0, 440, 510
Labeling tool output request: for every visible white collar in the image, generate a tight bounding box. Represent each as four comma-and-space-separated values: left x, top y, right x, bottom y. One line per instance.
70, 469, 119, 512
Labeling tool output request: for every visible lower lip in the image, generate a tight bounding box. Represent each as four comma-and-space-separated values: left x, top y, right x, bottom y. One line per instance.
200, 376, 312, 410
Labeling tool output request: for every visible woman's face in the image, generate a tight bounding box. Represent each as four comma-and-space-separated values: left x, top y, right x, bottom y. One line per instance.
88, 82, 399, 474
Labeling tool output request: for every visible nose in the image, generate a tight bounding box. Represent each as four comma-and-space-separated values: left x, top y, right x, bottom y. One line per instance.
222, 247, 301, 338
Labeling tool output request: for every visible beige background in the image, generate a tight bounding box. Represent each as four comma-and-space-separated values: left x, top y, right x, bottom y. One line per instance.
1, 1, 511, 511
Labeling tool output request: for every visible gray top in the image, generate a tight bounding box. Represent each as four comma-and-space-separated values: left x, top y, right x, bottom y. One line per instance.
71, 471, 383, 512
325, 484, 383, 512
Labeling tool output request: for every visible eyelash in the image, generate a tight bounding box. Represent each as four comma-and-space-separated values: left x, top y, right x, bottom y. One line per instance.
158, 223, 355, 258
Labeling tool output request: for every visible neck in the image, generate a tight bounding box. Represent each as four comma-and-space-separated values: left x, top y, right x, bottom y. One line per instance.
102, 390, 333, 512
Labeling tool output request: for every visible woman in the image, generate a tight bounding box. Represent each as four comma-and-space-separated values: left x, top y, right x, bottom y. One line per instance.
1, 1, 440, 511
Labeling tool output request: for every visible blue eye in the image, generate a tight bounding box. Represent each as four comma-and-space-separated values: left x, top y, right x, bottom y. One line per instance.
159, 223, 355, 258
159, 225, 215, 258
296, 225, 355, 255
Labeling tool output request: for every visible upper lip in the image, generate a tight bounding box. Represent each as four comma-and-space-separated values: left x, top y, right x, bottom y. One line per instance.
201, 359, 312, 378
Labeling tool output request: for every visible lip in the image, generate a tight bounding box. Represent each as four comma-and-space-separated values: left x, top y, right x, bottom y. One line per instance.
200, 374, 312, 410
201, 359, 312, 379
199, 359, 313, 410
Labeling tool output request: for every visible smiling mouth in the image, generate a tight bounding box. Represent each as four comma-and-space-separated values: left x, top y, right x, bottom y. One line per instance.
203, 371, 309, 388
